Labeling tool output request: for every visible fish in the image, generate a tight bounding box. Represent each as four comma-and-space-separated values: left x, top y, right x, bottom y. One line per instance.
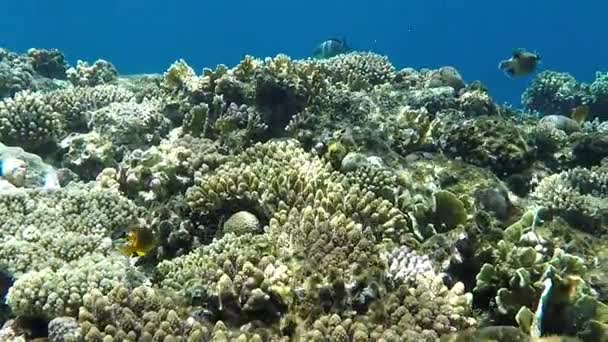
313, 38, 350, 59
117, 224, 157, 257
499, 49, 541, 77
570, 105, 590, 124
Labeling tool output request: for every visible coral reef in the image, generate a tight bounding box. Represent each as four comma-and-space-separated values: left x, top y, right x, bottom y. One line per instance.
522, 70, 591, 116
66, 59, 118, 87
0, 46, 606, 342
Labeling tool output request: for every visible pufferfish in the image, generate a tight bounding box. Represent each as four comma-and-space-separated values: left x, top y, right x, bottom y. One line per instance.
499, 49, 541, 77
116, 225, 157, 257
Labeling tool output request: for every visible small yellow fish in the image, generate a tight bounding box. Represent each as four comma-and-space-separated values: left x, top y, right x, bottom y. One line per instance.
118, 226, 157, 257
570, 105, 589, 124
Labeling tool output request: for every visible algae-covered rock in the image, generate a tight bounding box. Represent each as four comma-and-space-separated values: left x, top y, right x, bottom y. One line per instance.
433, 190, 467, 230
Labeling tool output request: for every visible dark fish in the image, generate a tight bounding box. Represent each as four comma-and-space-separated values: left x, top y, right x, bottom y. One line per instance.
499, 49, 541, 77
313, 38, 350, 59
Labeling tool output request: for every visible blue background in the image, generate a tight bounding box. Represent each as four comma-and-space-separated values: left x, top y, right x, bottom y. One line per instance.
1, 0, 604, 105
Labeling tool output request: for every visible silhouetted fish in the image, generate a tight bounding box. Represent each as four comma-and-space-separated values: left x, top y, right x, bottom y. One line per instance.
313, 38, 350, 59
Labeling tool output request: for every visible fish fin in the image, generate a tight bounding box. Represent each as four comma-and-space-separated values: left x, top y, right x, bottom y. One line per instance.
135, 250, 146, 257
312, 48, 322, 59
500, 66, 516, 78
118, 246, 133, 257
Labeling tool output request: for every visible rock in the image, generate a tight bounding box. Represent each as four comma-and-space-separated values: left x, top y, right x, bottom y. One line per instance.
48, 317, 81, 342
572, 132, 608, 167
340, 152, 368, 172
0, 143, 58, 189
538, 115, 581, 134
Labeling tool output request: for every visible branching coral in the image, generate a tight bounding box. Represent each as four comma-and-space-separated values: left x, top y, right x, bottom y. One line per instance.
0, 85, 134, 150
87, 99, 172, 153
0, 184, 140, 276
532, 165, 608, 234
6, 253, 140, 319
66, 59, 118, 87
522, 70, 592, 116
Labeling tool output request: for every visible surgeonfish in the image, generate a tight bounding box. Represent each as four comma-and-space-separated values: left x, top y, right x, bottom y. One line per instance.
313, 37, 350, 59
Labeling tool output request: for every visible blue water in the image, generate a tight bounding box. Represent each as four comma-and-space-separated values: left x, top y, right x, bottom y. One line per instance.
1, 0, 606, 106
